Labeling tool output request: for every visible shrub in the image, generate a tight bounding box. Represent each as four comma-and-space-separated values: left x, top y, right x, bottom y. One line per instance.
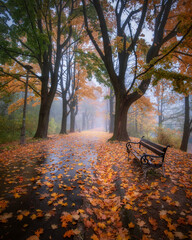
0, 116, 21, 143
155, 127, 181, 149
48, 117, 60, 134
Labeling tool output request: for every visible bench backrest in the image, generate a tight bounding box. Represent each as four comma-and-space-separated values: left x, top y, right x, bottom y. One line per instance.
140, 138, 169, 157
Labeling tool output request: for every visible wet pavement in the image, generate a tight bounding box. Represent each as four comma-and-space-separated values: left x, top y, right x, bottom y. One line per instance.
0, 133, 98, 240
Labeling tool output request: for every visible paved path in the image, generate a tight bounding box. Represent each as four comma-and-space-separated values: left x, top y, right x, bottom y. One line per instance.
0, 132, 99, 240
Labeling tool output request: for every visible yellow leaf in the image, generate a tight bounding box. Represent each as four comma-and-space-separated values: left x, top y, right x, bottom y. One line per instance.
98, 222, 106, 229
14, 193, 21, 198
125, 204, 132, 210
167, 222, 176, 231
35, 228, 44, 237
91, 234, 99, 240
164, 230, 174, 240
63, 230, 74, 238
111, 206, 118, 212
78, 209, 84, 214
23, 210, 30, 217
149, 217, 158, 230
170, 186, 178, 194
17, 214, 23, 221
31, 214, 37, 220
128, 222, 135, 228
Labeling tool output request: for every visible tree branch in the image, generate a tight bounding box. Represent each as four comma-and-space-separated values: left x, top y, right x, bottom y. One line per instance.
127, 0, 148, 53
136, 24, 192, 80
0, 69, 41, 96
82, 0, 105, 61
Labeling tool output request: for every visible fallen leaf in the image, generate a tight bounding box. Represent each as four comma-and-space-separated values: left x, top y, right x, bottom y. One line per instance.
149, 217, 158, 230
30, 214, 37, 220
128, 222, 135, 228
174, 232, 188, 239
63, 230, 74, 238
35, 228, 44, 237
26, 236, 39, 240
17, 214, 23, 221
51, 224, 58, 229
91, 234, 99, 240
164, 230, 174, 240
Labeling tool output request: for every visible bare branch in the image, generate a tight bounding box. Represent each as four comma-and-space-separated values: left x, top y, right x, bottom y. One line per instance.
127, 0, 148, 53
82, 0, 105, 61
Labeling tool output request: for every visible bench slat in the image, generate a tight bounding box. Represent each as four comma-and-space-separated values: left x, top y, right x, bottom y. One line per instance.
141, 139, 166, 152
140, 141, 164, 156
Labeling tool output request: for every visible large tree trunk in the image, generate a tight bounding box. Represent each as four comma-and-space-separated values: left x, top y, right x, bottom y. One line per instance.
34, 96, 52, 138
34, 73, 53, 138
180, 96, 190, 152
34, 66, 59, 138
111, 96, 129, 141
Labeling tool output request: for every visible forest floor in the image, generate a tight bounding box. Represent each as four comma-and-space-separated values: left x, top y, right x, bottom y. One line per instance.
0, 131, 191, 240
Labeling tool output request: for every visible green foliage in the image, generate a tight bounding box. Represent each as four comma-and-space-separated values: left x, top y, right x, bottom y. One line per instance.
76, 49, 111, 87
155, 127, 181, 149
0, 116, 20, 144
152, 68, 192, 95
0, 0, 50, 64
48, 117, 60, 134
0, 98, 39, 143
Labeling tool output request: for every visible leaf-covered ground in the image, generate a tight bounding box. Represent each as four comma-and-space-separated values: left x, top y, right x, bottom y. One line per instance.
0, 131, 191, 240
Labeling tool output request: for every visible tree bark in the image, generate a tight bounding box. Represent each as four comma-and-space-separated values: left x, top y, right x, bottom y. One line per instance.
60, 96, 68, 134
111, 95, 129, 141
109, 88, 114, 133
70, 103, 75, 132
34, 75, 57, 138
180, 96, 190, 152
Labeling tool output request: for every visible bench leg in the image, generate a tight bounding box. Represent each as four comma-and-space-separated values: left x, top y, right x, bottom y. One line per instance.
162, 163, 165, 177
127, 150, 130, 161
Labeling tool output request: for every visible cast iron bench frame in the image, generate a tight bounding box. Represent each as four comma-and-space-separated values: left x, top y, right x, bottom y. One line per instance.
126, 136, 169, 177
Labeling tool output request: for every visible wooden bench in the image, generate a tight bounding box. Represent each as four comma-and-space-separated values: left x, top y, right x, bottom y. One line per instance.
126, 136, 169, 177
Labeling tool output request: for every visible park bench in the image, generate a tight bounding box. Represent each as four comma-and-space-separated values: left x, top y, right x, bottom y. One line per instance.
126, 136, 169, 177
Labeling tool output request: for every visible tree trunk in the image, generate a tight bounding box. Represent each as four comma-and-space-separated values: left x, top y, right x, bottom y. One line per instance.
109, 88, 114, 133
70, 105, 75, 132
34, 74, 58, 138
111, 96, 129, 141
34, 97, 52, 138
60, 97, 68, 134
180, 96, 190, 152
